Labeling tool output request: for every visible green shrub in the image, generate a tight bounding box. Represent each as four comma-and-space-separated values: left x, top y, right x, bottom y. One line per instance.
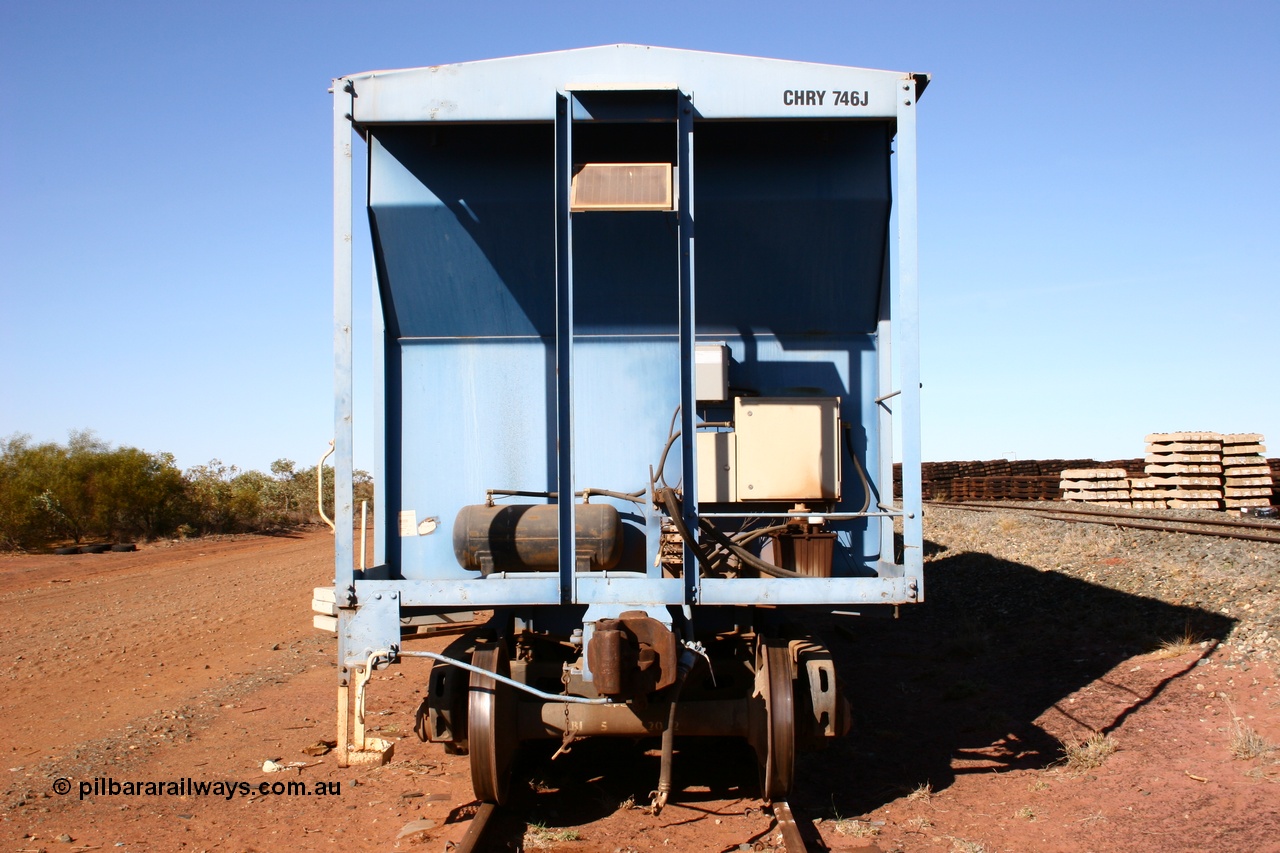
0, 432, 372, 550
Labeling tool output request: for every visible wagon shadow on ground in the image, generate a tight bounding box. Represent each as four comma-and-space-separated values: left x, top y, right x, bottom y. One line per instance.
797, 539, 1237, 820
457, 736, 765, 850
450, 540, 1237, 850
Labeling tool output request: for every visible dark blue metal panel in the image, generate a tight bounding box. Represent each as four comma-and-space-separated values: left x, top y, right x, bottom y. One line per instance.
694, 121, 891, 338
368, 127, 555, 338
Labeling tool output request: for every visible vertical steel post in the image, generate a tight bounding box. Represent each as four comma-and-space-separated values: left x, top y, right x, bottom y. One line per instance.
876, 239, 895, 563
372, 257, 386, 568
333, 79, 355, 596
894, 79, 924, 590
555, 92, 576, 604
332, 77, 355, 761
676, 91, 699, 603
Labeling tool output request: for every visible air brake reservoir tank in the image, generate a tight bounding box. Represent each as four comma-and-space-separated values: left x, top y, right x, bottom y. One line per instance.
453, 504, 623, 574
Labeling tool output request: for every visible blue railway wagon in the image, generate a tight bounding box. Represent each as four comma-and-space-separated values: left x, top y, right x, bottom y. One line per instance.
330, 45, 926, 807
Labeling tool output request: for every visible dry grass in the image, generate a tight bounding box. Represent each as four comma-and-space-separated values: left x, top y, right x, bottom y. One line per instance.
524, 824, 581, 848
1229, 718, 1277, 761
1150, 627, 1202, 660
1015, 806, 1036, 821
1224, 696, 1277, 762
831, 819, 881, 838
995, 516, 1023, 534
949, 837, 989, 853
907, 781, 934, 802
1060, 732, 1118, 771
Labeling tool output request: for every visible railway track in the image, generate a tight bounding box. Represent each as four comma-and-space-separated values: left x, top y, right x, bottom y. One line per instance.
452, 799, 818, 852
452, 801, 496, 853
930, 500, 1280, 545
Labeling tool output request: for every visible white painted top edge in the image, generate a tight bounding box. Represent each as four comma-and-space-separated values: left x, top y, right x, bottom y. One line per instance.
343, 44, 924, 122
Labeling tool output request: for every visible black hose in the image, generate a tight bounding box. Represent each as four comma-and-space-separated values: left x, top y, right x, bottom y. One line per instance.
653, 649, 696, 815
581, 488, 647, 505
658, 488, 717, 576
697, 518, 804, 579
659, 487, 803, 579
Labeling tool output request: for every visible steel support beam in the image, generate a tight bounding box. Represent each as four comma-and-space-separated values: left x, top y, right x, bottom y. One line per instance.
332, 79, 355, 600
554, 92, 577, 604
894, 78, 924, 595
676, 91, 699, 604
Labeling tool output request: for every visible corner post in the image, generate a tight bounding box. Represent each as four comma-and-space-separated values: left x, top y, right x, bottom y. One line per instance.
895, 77, 924, 595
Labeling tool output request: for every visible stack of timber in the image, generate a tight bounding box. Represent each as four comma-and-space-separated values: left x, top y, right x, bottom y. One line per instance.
1060, 468, 1131, 507
1143, 432, 1223, 509
1221, 434, 1273, 509
949, 476, 1061, 501
899, 459, 1143, 502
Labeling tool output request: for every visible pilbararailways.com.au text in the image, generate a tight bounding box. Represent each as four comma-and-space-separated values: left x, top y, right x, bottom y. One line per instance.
57, 777, 341, 800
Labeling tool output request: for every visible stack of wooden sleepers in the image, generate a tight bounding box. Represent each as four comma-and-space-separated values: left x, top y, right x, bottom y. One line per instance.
1137, 432, 1224, 509
1059, 468, 1132, 507
949, 475, 1061, 501
1221, 434, 1273, 509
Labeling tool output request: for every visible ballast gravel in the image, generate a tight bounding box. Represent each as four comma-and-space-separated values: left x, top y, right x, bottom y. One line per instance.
922, 503, 1280, 662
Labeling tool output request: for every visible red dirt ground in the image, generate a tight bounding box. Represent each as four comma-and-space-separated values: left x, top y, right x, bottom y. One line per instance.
1, 531, 1277, 852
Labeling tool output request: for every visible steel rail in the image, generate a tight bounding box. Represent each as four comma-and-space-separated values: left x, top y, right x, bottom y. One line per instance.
454, 801, 497, 853
773, 800, 809, 852
935, 499, 1280, 531
930, 501, 1280, 545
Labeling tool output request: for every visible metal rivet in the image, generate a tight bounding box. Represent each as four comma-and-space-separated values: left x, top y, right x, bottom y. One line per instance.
374, 593, 382, 600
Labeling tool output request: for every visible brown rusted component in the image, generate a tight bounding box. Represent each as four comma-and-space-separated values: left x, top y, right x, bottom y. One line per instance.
518, 696, 752, 740
453, 503, 623, 574
589, 627, 625, 695
586, 611, 677, 698
771, 530, 836, 577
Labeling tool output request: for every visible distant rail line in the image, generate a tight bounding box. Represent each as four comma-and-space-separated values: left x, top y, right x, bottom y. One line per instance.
929, 500, 1280, 545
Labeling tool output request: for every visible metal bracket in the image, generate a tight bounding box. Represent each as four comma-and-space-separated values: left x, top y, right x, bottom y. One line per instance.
341, 590, 402, 669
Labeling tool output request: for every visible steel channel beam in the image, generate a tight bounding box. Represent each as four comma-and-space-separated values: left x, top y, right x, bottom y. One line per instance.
876, 213, 896, 568
332, 78, 355, 622
372, 256, 386, 567
699, 575, 914, 605
894, 77, 924, 596
677, 90, 698, 604
555, 92, 576, 605
357, 574, 913, 608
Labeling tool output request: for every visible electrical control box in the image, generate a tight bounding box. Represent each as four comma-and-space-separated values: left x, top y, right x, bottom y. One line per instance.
695, 344, 729, 402
734, 398, 841, 501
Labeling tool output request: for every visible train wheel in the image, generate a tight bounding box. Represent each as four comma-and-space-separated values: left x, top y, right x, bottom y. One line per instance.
468, 641, 516, 804
759, 638, 796, 801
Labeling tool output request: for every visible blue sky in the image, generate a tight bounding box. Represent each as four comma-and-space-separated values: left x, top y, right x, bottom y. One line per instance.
2, 1, 1276, 472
